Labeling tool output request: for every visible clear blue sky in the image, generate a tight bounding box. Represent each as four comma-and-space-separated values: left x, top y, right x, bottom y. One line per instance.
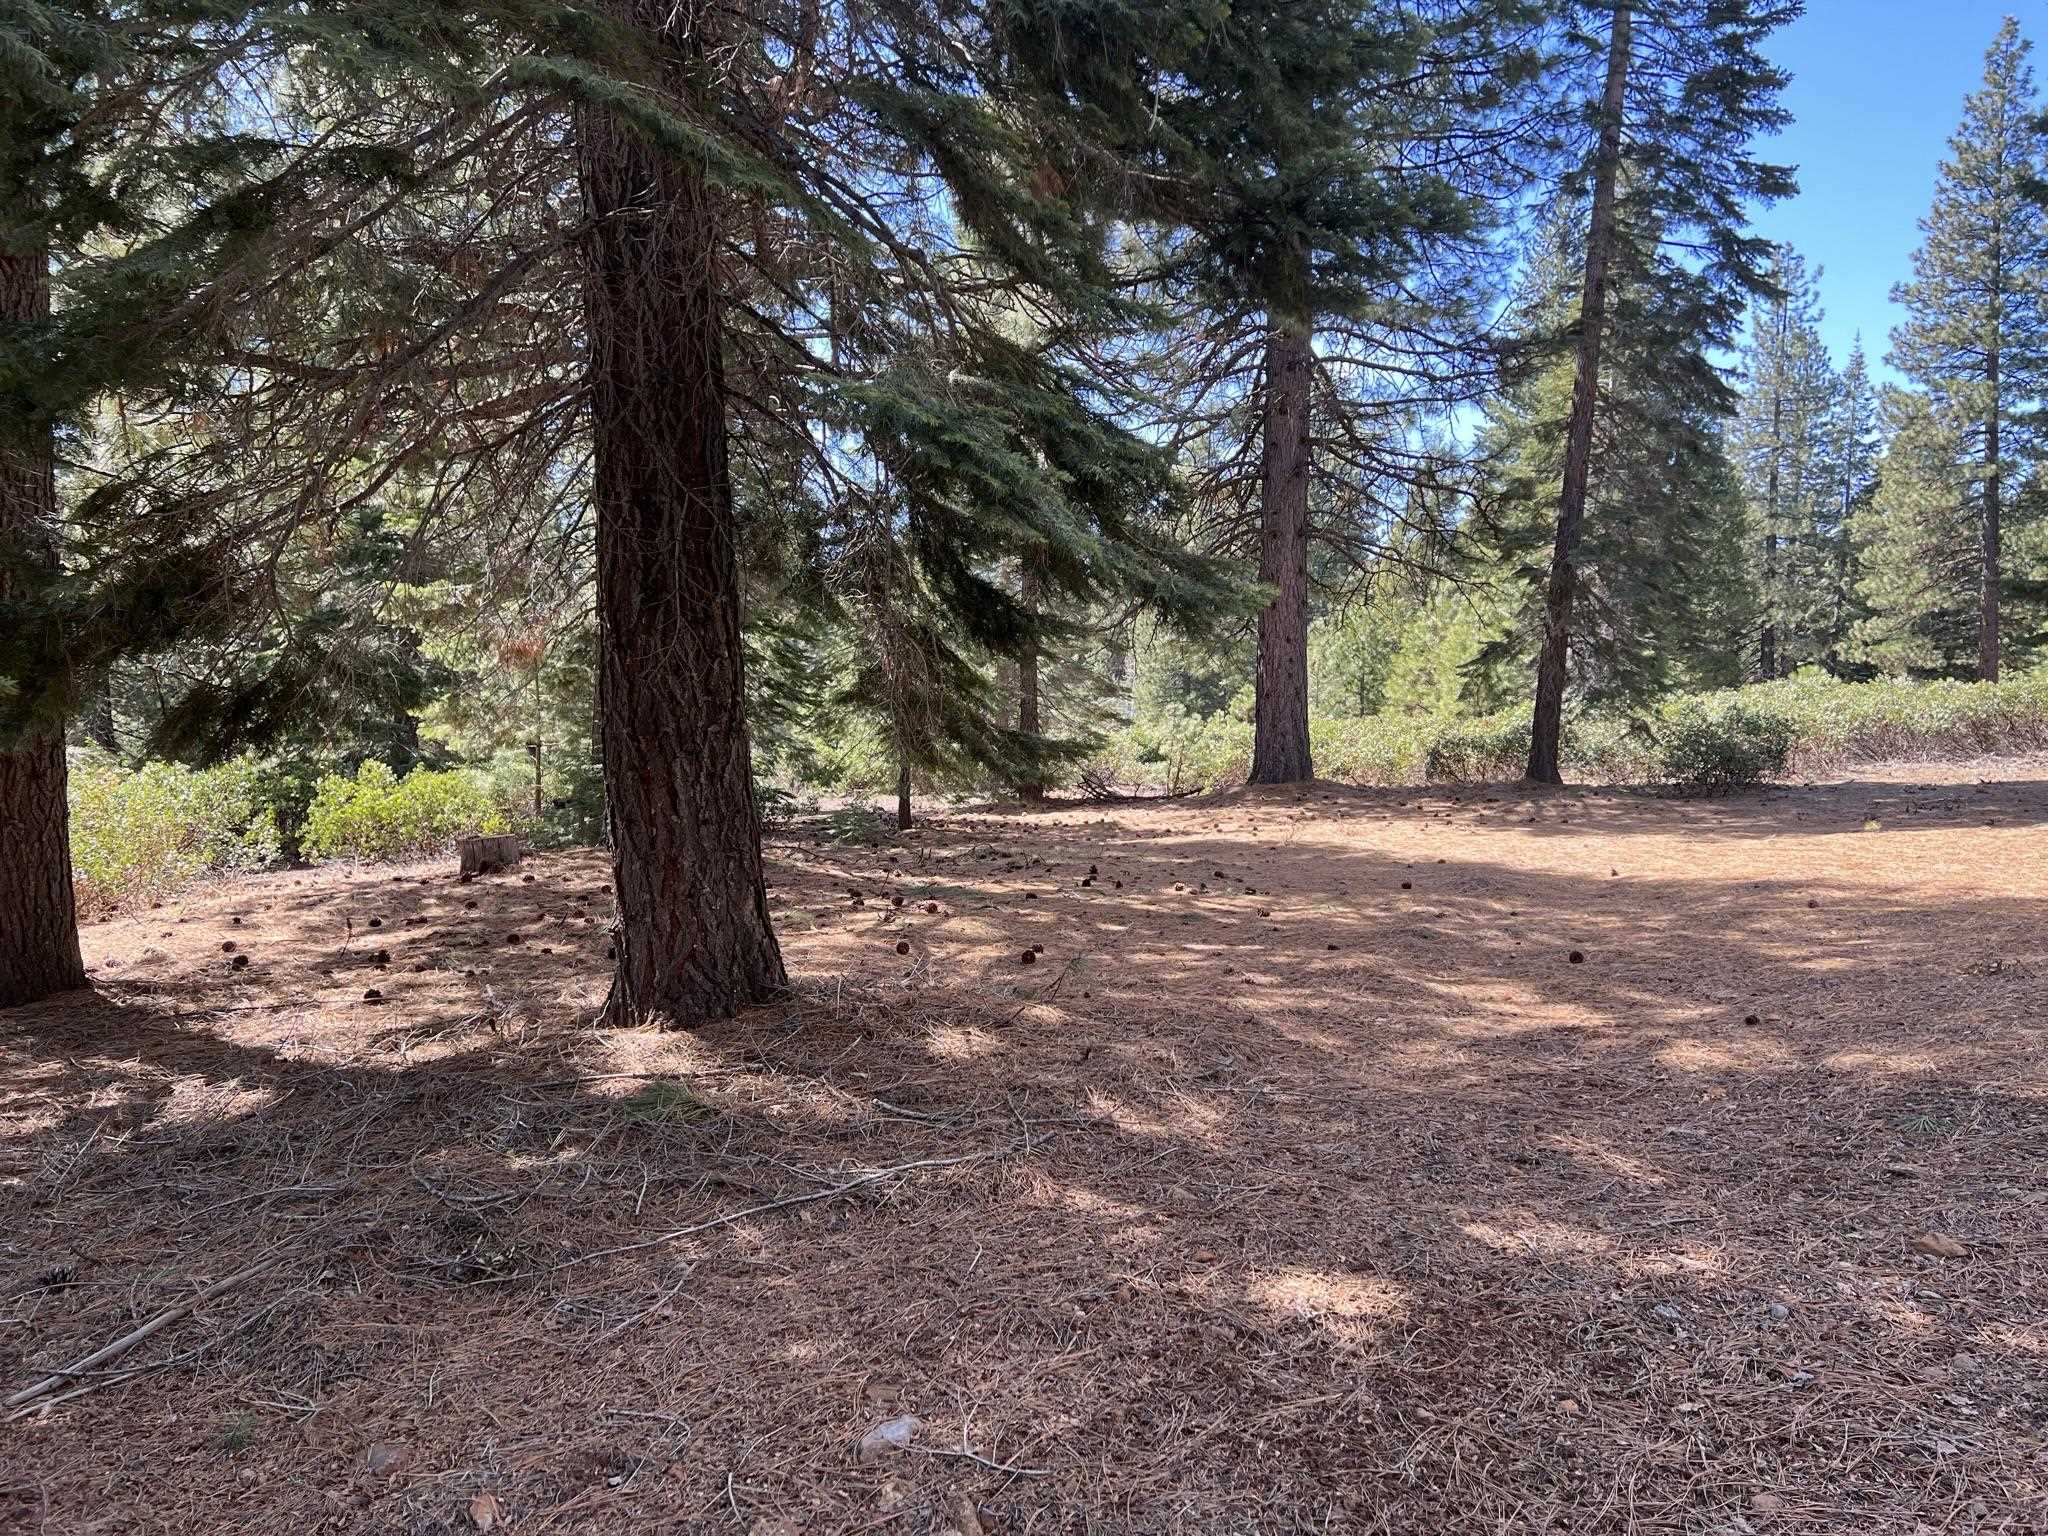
1754, 1, 2048, 382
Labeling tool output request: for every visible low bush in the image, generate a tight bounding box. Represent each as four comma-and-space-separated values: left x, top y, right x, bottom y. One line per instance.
1656, 701, 1797, 792
298, 761, 511, 862
69, 753, 281, 918
1700, 670, 2048, 771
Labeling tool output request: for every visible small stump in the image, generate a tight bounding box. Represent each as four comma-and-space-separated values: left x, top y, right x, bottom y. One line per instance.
459, 834, 522, 878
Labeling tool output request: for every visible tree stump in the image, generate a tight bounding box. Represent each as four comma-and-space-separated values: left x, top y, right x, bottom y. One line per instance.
458, 834, 522, 877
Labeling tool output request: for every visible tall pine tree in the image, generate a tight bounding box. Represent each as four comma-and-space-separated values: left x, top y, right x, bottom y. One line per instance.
1731, 246, 1838, 678
1521, 0, 1797, 783
1889, 16, 2048, 681
1006, 0, 1546, 782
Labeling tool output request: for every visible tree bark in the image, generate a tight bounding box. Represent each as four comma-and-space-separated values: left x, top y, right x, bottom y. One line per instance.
1016, 550, 1045, 804
0, 240, 88, 1009
1526, 0, 1631, 786
895, 755, 912, 831
1980, 357, 2001, 682
1249, 312, 1314, 785
577, 21, 786, 1029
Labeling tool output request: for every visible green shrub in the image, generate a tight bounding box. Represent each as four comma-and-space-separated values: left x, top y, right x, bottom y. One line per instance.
1311, 716, 1429, 784
1083, 708, 1253, 794
1682, 670, 2048, 773
299, 761, 510, 862
1656, 701, 1796, 792
69, 754, 281, 918
1422, 713, 1530, 782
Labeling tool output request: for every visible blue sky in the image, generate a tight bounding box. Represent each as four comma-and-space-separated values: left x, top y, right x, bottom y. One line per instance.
1754, 2, 2048, 382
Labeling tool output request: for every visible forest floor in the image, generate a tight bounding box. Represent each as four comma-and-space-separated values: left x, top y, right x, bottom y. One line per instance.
3, 759, 2045, 1535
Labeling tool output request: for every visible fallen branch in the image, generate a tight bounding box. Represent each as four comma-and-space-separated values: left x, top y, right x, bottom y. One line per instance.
551, 1139, 1033, 1272
4, 1256, 281, 1411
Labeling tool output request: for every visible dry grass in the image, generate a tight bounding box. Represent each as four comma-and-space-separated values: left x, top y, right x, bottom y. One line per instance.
3, 760, 2045, 1534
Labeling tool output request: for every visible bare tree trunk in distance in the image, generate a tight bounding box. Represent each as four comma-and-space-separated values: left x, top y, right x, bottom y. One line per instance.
1016, 551, 1045, 804
1526, 1, 1632, 786
0, 240, 87, 1009
1249, 311, 1314, 785
1981, 352, 2001, 681
86, 686, 117, 754
895, 754, 912, 831
577, 21, 786, 1028
1761, 299, 1785, 679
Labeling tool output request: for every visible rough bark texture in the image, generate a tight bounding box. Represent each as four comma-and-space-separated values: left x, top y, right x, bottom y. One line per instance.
0, 241, 87, 1009
1016, 552, 1045, 804
1981, 358, 2001, 682
1526, 1, 1631, 786
895, 757, 912, 832
578, 25, 786, 1029
459, 834, 523, 877
1249, 315, 1315, 785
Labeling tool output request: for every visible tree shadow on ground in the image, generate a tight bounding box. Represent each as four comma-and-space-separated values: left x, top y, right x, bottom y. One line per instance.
2, 776, 2044, 1533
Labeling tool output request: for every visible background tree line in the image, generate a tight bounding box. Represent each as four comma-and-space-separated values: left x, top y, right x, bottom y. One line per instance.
3, 1, 2045, 1015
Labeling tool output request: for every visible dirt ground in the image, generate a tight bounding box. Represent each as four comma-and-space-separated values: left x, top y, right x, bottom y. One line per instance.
3, 760, 2045, 1535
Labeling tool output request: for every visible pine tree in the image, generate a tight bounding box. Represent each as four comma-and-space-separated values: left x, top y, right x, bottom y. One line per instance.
1731, 246, 1838, 678
1816, 337, 1880, 670
1475, 195, 1756, 725
1521, 0, 1797, 783
1, 0, 273, 1004
1889, 16, 2048, 681
1007, 0, 1547, 783
1850, 389, 1984, 676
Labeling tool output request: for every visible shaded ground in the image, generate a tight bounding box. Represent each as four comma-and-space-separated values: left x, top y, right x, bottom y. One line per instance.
3, 760, 2045, 1534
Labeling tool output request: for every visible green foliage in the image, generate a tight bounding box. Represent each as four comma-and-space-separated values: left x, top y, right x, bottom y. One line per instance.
1082, 672, 2048, 794
67, 753, 280, 918
1695, 671, 2048, 770
298, 761, 509, 862
1732, 247, 1856, 677
1885, 17, 2048, 677
1656, 702, 1797, 793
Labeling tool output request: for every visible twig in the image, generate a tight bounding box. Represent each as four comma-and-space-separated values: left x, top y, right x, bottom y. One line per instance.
4, 1256, 281, 1410
913, 1445, 1053, 1478
550, 1141, 1031, 1272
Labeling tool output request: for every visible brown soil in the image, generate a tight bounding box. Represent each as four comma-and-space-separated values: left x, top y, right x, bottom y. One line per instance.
3, 761, 2045, 1534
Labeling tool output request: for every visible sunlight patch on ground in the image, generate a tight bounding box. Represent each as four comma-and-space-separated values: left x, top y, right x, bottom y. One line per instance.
1082, 1087, 1234, 1145
1459, 1216, 1619, 1264
923, 1024, 1003, 1061
1656, 1037, 1803, 1073
1246, 1265, 1406, 1328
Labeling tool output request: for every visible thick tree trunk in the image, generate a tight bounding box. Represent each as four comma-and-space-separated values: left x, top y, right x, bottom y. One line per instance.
1016, 551, 1045, 804
1526, 1, 1631, 786
1980, 366, 2001, 682
0, 241, 87, 1009
577, 29, 786, 1029
1249, 314, 1314, 785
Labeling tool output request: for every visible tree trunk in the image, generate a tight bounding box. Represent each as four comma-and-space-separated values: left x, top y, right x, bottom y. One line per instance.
85, 686, 117, 755
1760, 531, 1778, 679
578, 26, 786, 1029
895, 755, 912, 831
1526, 0, 1632, 786
1761, 306, 1784, 680
1980, 361, 2001, 682
0, 240, 87, 1009
1016, 551, 1045, 804
1249, 312, 1314, 785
